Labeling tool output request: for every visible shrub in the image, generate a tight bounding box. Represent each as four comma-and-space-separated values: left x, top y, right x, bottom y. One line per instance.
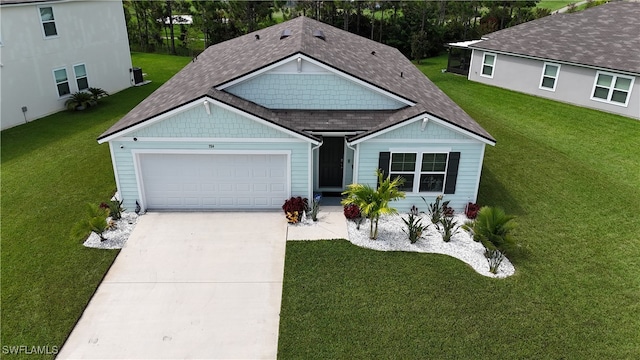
465, 202, 480, 219
72, 203, 110, 241
286, 211, 300, 224
282, 197, 308, 215
342, 170, 405, 239
424, 195, 453, 230
438, 215, 460, 242
486, 248, 505, 274
402, 206, 428, 244
343, 204, 361, 220
88, 87, 109, 102
464, 206, 517, 255
309, 194, 321, 221
100, 199, 125, 220
65, 92, 94, 111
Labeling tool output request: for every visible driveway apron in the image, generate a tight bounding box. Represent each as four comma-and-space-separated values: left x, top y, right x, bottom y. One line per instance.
57, 212, 287, 359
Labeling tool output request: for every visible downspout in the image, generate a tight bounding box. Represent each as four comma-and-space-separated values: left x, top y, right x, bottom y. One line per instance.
309, 139, 323, 198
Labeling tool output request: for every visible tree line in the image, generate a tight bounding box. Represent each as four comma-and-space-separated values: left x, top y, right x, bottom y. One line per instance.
123, 1, 551, 59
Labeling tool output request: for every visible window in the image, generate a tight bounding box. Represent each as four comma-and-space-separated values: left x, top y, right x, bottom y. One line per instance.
481, 53, 496, 78
39, 6, 58, 37
53, 68, 70, 96
591, 72, 634, 106
390, 153, 448, 193
540, 63, 560, 91
73, 64, 88, 91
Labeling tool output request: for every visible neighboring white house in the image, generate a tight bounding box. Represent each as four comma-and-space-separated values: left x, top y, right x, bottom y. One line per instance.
465, 1, 639, 120
98, 16, 496, 213
0, 0, 133, 130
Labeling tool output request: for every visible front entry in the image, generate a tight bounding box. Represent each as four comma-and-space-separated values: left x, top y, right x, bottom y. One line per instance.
318, 137, 344, 188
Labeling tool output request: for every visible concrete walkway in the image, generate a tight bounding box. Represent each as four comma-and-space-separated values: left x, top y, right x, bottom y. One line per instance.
57, 212, 287, 360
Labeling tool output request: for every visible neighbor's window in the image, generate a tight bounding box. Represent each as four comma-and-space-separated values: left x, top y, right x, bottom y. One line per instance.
591, 72, 634, 106
73, 64, 88, 91
39, 6, 58, 37
53, 68, 70, 96
390, 153, 448, 193
540, 63, 560, 91
481, 53, 496, 78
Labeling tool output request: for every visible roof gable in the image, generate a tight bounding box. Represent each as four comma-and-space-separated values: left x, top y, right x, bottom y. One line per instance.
469, 2, 640, 74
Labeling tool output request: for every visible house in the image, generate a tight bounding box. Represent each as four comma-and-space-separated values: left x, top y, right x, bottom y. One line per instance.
97, 16, 495, 213
464, 1, 639, 119
0, 0, 132, 130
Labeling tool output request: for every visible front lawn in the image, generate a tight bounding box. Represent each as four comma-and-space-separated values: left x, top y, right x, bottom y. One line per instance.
278, 55, 640, 358
0, 52, 190, 359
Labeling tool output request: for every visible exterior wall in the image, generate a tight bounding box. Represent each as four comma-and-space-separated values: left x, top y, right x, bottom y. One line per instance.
225, 73, 406, 110
110, 104, 310, 210
468, 50, 640, 119
0, 0, 132, 130
355, 120, 486, 212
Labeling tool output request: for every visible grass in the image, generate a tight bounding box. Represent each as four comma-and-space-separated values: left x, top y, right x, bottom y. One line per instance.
278, 55, 640, 358
0, 52, 190, 359
537, 1, 576, 11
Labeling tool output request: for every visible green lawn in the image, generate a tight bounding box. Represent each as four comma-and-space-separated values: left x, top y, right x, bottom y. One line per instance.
0, 52, 190, 359
537, 1, 576, 11
278, 55, 640, 358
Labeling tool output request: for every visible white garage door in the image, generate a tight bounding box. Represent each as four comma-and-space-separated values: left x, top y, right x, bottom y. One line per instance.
138, 153, 288, 210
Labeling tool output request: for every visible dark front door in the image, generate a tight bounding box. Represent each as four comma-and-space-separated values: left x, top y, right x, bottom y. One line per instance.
319, 137, 344, 188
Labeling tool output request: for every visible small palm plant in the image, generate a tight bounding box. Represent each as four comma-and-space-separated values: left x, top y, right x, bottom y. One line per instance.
342, 169, 405, 239
72, 203, 110, 241
465, 206, 517, 254
64, 91, 94, 111
88, 87, 109, 102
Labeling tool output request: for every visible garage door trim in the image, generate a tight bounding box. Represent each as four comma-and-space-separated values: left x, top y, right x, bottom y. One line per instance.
132, 149, 291, 211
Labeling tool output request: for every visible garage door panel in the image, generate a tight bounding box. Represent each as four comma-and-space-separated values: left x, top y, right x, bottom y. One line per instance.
139, 153, 288, 210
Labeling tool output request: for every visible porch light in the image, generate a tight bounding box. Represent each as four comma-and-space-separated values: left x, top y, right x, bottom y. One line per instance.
203, 100, 211, 115
421, 117, 429, 131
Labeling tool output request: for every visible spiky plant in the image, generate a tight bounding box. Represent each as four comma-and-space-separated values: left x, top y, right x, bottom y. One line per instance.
465, 206, 517, 255
439, 215, 461, 242
72, 203, 110, 241
342, 169, 405, 239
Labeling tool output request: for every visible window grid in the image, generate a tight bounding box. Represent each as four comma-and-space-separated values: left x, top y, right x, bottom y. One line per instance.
53, 68, 70, 97
73, 64, 89, 91
591, 71, 634, 107
481, 53, 496, 78
39, 6, 58, 38
390, 152, 448, 193
539, 63, 560, 91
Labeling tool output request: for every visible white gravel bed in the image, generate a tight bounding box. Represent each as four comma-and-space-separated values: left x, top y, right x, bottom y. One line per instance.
83, 212, 138, 250
345, 213, 515, 278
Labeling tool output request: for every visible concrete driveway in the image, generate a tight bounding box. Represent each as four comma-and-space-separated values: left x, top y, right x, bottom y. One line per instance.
57, 212, 287, 359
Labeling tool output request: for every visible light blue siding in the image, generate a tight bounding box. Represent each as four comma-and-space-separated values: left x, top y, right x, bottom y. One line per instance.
225, 73, 406, 110
130, 105, 293, 138
110, 103, 311, 210
355, 121, 486, 212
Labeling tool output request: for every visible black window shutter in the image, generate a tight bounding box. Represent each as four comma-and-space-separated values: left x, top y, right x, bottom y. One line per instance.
378, 152, 390, 180
444, 152, 460, 194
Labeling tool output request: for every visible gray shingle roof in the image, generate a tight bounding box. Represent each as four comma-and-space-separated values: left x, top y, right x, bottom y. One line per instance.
469, 1, 640, 74
99, 16, 494, 143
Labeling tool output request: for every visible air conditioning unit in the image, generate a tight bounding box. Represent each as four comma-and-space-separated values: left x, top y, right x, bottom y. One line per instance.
132, 67, 143, 85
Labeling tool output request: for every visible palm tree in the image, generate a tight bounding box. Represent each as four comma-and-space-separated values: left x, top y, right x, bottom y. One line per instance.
342, 169, 405, 239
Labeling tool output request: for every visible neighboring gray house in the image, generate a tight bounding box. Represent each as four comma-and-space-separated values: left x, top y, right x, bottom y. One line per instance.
98, 16, 495, 213
465, 1, 639, 120
0, 0, 132, 130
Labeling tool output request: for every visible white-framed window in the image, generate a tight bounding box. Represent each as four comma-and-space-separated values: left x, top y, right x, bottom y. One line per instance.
390, 152, 448, 193
53, 67, 70, 97
481, 53, 496, 78
539, 63, 560, 91
38, 6, 58, 38
591, 71, 634, 107
73, 64, 89, 91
